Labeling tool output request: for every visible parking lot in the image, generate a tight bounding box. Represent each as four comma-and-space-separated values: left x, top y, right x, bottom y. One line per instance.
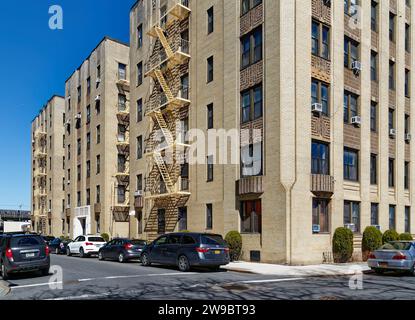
1, 253, 415, 300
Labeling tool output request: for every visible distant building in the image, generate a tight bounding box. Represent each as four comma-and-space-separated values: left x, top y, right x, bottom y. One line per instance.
0, 210, 31, 232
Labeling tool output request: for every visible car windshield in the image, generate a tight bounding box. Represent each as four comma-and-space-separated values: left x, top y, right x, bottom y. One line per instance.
88, 237, 105, 242
130, 240, 146, 246
201, 235, 226, 246
380, 242, 413, 251
11, 236, 42, 247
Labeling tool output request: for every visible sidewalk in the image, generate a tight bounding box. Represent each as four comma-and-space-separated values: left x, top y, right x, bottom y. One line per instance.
224, 261, 370, 277
0, 281, 10, 297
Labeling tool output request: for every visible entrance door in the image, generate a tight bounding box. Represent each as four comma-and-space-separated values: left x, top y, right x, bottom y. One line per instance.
157, 209, 166, 234
80, 218, 86, 235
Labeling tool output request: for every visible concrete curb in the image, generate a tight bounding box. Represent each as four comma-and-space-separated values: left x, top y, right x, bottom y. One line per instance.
0, 281, 10, 297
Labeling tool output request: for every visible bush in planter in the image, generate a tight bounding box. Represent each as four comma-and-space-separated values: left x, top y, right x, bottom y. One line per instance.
399, 233, 414, 241
225, 231, 242, 262
100, 233, 110, 242
332, 227, 354, 263
361, 227, 383, 261
382, 230, 399, 244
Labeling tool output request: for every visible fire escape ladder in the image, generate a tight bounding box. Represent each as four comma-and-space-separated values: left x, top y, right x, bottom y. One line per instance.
154, 69, 174, 101
155, 27, 174, 58
153, 152, 174, 193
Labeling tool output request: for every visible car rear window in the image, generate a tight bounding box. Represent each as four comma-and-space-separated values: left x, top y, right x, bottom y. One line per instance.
11, 236, 42, 247
201, 235, 226, 246
381, 242, 413, 251
130, 240, 146, 246
182, 236, 196, 245
88, 237, 105, 242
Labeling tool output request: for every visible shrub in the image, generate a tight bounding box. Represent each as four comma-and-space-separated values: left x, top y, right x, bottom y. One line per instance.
399, 233, 414, 241
225, 231, 242, 262
332, 227, 354, 263
100, 233, 110, 242
382, 230, 399, 244
361, 227, 383, 261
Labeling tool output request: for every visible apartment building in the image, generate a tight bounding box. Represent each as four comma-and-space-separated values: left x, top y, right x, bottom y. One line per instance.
31, 96, 65, 236
127, 0, 415, 265
63, 37, 130, 239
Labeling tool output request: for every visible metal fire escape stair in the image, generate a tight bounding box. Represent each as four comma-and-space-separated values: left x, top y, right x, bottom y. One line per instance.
154, 70, 174, 101
154, 27, 174, 58
153, 152, 174, 193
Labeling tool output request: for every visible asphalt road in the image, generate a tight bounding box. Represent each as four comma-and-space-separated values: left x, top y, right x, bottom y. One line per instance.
1, 254, 415, 300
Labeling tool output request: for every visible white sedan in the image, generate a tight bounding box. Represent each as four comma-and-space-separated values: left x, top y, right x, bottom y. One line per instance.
67, 235, 107, 258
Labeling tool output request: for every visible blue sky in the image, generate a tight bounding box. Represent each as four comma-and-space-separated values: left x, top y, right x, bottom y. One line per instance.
0, 0, 135, 210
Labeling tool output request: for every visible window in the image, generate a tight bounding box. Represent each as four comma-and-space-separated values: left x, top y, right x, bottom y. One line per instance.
344, 37, 359, 69
207, 56, 214, 83
344, 201, 360, 233
390, 12, 396, 42
312, 199, 329, 233
389, 205, 396, 230
344, 91, 359, 123
371, 203, 379, 226
389, 61, 395, 90
118, 94, 127, 111
96, 99, 101, 115
77, 138, 81, 156
137, 136, 143, 160
86, 77, 91, 95
312, 21, 330, 60
241, 27, 263, 69
371, 1, 378, 32
137, 211, 143, 234
86, 189, 90, 206
96, 125, 101, 144
137, 99, 143, 122
241, 0, 262, 15
344, 148, 358, 181
207, 155, 214, 182
370, 154, 377, 185
311, 79, 329, 115
206, 204, 213, 230
178, 207, 187, 231
371, 51, 378, 82
405, 162, 410, 190
96, 155, 101, 174
86, 132, 91, 151
405, 207, 411, 233
241, 85, 263, 123
389, 108, 395, 131
181, 74, 189, 99
117, 185, 126, 204
118, 63, 127, 81
370, 102, 377, 132
77, 191, 81, 207
97, 65, 101, 85
207, 103, 214, 129
77, 165, 81, 181
389, 158, 395, 188
311, 141, 329, 175
137, 62, 143, 86
240, 200, 262, 233
137, 174, 143, 191
241, 142, 263, 177
207, 6, 214, 34
405, 69, 411, 97
86, 160, 91, 178
406, 114, 411, 136
77, 86, 82, 103
137, 24, 143, 48
96, 185, 100, 204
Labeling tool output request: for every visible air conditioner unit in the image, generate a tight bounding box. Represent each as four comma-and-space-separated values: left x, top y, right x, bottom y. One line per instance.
389, 128, 397, 137
323, 0, 331, 6
75, 114, 81, 120
48, 209, 51, 213
66, 205, 71, 209
312, 224, 321, 234
351, 116, 361, 126
311, 103, 323, 114
95, 95, 101, 101
96, 78, 101, 84
134, 190, 143, 197
351, 61, 362, 74
344, 224, 356, 232
129, 210, 136, 217
405, 133, 411, 142
67, 180, 71, 185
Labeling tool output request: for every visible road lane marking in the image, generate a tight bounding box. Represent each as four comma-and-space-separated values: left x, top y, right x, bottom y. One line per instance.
240, 277, 305, 284
10, 281, 64, 289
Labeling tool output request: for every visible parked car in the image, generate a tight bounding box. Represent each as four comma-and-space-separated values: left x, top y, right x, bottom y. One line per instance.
0, 234, 50, 280
140, 233, 230, 272
66, 235, 106, 258
368, 241, 415, 275
98, 238, 147, 263
41, 236, 56, 246
48, 238, 72, 255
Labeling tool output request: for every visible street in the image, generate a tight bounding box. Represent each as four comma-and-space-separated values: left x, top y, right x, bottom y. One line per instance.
1, 254, 415, 300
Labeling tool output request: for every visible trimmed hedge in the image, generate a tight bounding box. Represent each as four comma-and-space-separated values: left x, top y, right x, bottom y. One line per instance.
399, 233, 414, 241
225, 231, 242, 262
332, 227, 354, 263
361, 227, 383, 261
100, 233, 110, 242
382, 230, 399, 244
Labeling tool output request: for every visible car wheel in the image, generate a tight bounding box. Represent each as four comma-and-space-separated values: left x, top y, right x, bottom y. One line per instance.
66, 248, 72, 256
210, 266, 221, 272
98, 251, 104, 261
1, 263, 9, 281
178, 255, 190, 272
79, 248, 85, 258
118, 253, 125, 263
141, 253, 151, 267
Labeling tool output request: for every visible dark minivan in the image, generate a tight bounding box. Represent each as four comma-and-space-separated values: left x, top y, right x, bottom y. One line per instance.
0, 234, 50, 280
98, 238, 147, 263
140, 233, 230, 272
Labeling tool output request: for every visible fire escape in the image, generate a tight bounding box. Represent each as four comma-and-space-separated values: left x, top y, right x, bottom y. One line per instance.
34, 128, 48, 235
113, 75, 131, 223
143, 0, 191, 240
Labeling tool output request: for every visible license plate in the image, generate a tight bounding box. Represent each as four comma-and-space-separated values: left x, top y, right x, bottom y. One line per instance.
379, 262, 388, 267
26, 253, 35, 258
214, 250, 221, 255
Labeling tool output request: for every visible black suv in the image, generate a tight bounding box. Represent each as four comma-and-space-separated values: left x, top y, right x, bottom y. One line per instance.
0, 234, 50, 280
